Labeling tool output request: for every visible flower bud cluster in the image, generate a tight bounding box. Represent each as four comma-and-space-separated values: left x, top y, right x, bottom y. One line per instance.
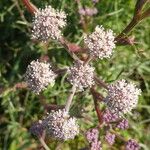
105, 132, 116, 145
86, 128, 102, 150
125, 139, 140, 150
116, 119, 129, 130
79, 7, 98, 16
102, 109, 119, 123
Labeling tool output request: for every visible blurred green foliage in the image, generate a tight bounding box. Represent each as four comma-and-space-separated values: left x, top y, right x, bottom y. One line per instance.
0, 0, 150, 150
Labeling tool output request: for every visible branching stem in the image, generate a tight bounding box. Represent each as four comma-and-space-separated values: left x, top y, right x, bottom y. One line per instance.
94, 75, 108, 89
116, 0, 150, 44
59, 38, 80, 61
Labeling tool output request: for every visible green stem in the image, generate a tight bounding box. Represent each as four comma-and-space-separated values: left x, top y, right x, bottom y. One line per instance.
65, 85, 77, 112
116, 0, 149, 44
39, 138, 50, 150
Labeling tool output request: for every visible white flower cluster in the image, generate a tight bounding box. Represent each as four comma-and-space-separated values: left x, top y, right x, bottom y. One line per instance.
105, 79, 141, 115
68, 61, 95, 91
32, 5, 67, 42
84, 25, 116, 59
25, 60, 56, 94
43, 109, 79, 141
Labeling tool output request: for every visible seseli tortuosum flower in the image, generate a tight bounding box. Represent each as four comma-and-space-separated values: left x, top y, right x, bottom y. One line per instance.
31, 5, 67, 42
104, 79, 141, 116
25, 60, 56, 94
67, 61, 95, 91
43, 109, 79, 141
84, 25, 116, 59
125, 139, 140, 150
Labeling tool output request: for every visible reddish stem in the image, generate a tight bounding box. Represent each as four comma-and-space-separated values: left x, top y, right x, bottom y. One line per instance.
94, 75, 108, 90
95, 101, 102, 124
135, 0, 148, 15
59, 38, 81, 60
22, 0, 37, 14
91, 87, 103, 125
141, 8, 150, 20
44, 104, 65, 111
115, 17, 138, 41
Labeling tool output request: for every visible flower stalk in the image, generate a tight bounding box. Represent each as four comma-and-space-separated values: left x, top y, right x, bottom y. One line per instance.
39, 137, 50, 150
22, 0, 37, 14
91, 87, 103, 125
94, 75, 108, 89
116, 0, 150, 44
65, 85, 77, 112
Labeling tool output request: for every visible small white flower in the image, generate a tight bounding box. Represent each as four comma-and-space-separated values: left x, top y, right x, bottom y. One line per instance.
84, 25, 116, 59
43, 109, 79, 141
25, 60, 56, 94
68, 61, 95, 91
32, 5, 67, 42
104, 79, 141, 115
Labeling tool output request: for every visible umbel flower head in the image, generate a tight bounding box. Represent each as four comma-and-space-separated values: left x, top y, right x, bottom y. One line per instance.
43, 109, 79, 141
32, 5, 67, 42
105, 132, 116, 145
68, 61, 95, 91
25, 60, 56, 94
84, 25, 116, 59
125, 139, 140, 150
29, 120, 44, 137
86, 128, 99, 143
78, 7, 98, 16
86, 128, 102, 150
102, 109, 119, 123
104, 79, 141, 116
116, 119, 129, 130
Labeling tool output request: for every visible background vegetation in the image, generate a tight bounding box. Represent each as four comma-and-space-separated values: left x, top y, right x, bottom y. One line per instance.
0, 0, 150, 149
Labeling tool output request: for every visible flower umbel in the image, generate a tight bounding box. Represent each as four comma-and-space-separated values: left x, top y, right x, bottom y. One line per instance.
102, 109, 119, 123
105, 132, 116, 145
86, 128, 102, 150
79, 7, 98, 16
125, 139, 140, 150
25, 60, 56, 94
116, 119, 129, 130
32, 5, 67, 42
86, 128, 99, 143
43, 109, 79, 141
91, 141, 102, 150
104, 79, 141, 115
68, 61, 95, 91
29, 120, 44, 137
84, 25, 116, 59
